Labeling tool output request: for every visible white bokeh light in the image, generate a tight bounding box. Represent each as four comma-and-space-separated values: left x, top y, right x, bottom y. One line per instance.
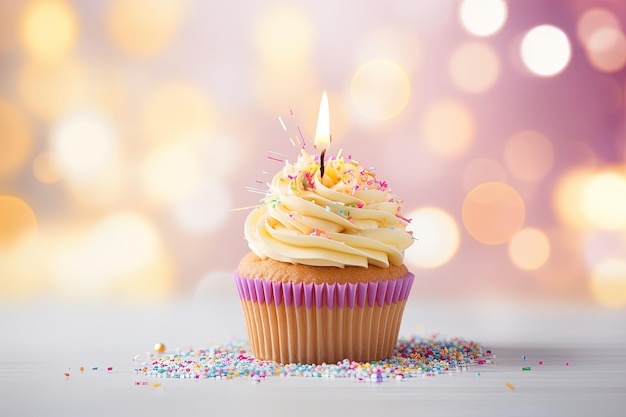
51, 110, 118, 183
521, 25, 572, 77
459, 0, 508, 37
404, 207, 460, 269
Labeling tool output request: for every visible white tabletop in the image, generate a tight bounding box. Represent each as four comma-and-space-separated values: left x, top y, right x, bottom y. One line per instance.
2, 298, 625, 417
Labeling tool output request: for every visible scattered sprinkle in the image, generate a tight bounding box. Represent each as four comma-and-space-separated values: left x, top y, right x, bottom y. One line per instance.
134, 336, 490, 383
522, 367, 531, 371
278, 116, 287, 131
505, 381, 515, 391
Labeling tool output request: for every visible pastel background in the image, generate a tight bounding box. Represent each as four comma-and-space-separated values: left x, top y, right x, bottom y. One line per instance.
1, 0, 625, 351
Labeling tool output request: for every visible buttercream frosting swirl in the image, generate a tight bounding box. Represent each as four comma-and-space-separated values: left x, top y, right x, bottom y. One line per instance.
244, 150, 414, 268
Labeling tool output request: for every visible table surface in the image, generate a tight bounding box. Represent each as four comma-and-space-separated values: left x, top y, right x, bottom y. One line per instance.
2, 298, 625, 417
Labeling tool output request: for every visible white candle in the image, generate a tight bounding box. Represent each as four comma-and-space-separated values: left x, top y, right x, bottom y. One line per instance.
313, 91, 331, 176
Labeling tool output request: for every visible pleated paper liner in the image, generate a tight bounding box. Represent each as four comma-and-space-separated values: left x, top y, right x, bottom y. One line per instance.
234, 273, 414, 364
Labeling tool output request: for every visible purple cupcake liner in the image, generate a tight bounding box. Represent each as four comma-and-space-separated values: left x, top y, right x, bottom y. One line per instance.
233, 272, 414, 309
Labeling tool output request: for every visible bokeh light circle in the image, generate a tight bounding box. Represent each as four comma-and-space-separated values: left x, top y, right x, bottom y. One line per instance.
0, 98, 33, 177
577, 7, 621, 42
577, 6, 625, 73
55, 211, 174, 299
459, 0, 508, 37
521, 25, 571, 77
508, 227, 550, 270
590, 257, 626, 308
553, 167, 595, 231
449, 41, 500, 93
0, 196, 38, 248
51, 110, 119, 183
586, 27, 626, 73
19, 0, 78, 62
404, 207, 460, 269
462, 182, 526, 245
504, 130, 554, 181
255, 6, 314, 70
421, 99, 475, 157
580, 171, 626, 230
107, 0, 189, 57
350, 60, 410, 121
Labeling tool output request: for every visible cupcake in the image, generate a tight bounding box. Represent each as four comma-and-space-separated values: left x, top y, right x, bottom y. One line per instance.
234, 149, 415, 364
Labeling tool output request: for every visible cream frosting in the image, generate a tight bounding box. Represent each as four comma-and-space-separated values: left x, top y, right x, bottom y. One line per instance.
244, 150, 414, 268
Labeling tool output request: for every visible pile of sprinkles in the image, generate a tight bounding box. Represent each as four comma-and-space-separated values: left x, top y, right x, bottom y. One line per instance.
134, 335, 494, 383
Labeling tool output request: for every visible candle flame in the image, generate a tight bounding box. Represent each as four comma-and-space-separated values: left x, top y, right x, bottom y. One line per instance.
314, 91, 331, 151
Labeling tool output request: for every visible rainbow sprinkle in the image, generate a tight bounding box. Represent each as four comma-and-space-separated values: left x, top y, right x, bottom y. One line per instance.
135, 335, 492, 383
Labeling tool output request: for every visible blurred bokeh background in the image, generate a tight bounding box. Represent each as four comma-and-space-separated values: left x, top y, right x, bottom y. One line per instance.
1, 0, 625, 325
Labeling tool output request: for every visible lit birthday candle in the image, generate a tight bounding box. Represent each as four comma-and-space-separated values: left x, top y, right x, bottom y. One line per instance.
313, 91, 331, 177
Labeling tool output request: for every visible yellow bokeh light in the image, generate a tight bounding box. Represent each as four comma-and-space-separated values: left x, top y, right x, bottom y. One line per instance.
553, 166, 596, 231
142, 145, 200, 204
404, 207, 460, 269
590, 257, 626, 308
350, 60, 410, 121
462, 182, 526, 245
449, 41, 500, 93
107, 0, 189, 57
141, 82, 216, 146
17, 59, 92, 121
586, 27, 626, 73
51, 110, 119, 184
32, 151, 63, 184
504, 130, 554, 182
521, 25, 572, 77
54, 211, 174, 300
459, 0, 508, 37
421, 99, 475, 157
580, 170, 626, 230
0, 98, 33, 178
508, 227, 551, 270
463, 158, 508, 192
19, 0, 78, 62
0, 195, 37, 248
255, 6, 314, 70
